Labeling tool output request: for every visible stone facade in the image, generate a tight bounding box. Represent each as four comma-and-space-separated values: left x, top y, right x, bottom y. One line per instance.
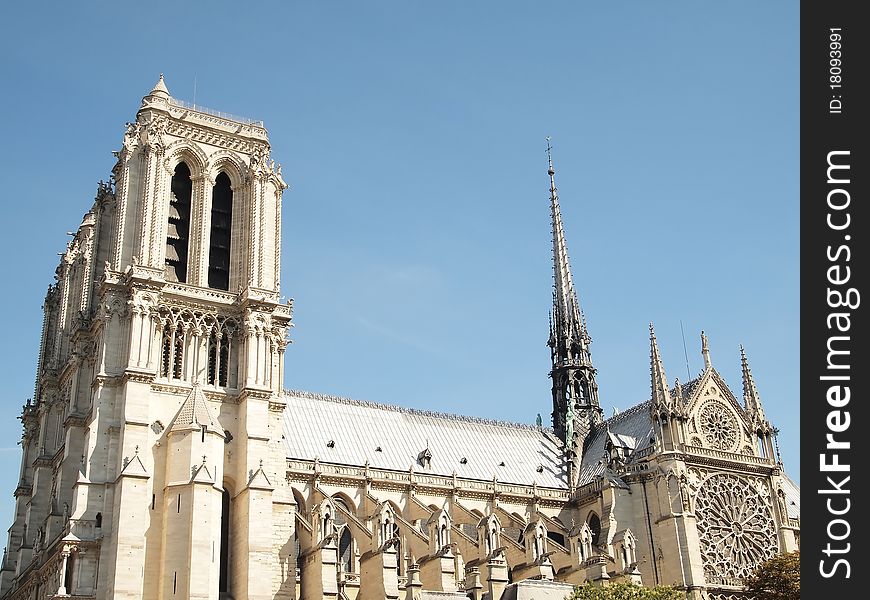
0, 78, 798, 600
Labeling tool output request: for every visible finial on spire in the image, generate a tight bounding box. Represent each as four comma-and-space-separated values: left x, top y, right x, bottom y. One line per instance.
701, 330, 711, 369
150, 73, 170, 99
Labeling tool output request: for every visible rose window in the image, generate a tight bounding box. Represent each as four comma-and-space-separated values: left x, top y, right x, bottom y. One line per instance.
695, 474, 777, 584
699, 401, 739, 451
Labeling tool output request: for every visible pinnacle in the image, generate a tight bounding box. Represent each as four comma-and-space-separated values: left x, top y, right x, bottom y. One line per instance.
150, 73, 170, 98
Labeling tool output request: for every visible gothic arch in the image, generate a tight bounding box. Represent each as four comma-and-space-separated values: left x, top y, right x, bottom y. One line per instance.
162, 141, 208, 178
291, 487, 307, 516
207, 150, 247, 188
586, 512, 601, 548
331, 492, 357, 514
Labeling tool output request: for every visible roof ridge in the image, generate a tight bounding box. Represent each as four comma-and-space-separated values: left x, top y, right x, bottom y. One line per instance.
284, 389, 553, 432
603, 400, 651, 425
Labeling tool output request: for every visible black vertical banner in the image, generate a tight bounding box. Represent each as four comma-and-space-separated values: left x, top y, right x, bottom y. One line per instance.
802, 2, 868, 597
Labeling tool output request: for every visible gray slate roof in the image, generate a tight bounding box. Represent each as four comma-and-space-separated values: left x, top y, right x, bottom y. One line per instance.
282, 389, 800, 503
282, 390, 567, 488
781, 472, 801, 520
578, 401, 654, 486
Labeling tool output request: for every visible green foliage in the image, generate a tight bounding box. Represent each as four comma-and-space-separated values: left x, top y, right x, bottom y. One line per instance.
743, 551, 800, 600
566, 581, 683, 600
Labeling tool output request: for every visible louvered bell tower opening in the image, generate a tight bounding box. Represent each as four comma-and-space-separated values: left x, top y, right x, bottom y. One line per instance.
208, 172, 233, 290
166, 162, 192, 282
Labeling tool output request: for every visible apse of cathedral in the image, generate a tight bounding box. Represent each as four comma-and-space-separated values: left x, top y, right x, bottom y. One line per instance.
0, 77, 799, 600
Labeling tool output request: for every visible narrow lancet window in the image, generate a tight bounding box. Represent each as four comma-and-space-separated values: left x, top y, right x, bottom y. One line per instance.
207, 328, 231, 387
161, 324, 185, 380
166, 162, 192, 283
208, 172, 233, 290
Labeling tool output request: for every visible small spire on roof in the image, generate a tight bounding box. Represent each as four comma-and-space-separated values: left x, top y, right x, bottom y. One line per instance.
650, 323, 671, 411
701, 330, 711, 370
150, 73, 170, 98
740, 344, 765, 420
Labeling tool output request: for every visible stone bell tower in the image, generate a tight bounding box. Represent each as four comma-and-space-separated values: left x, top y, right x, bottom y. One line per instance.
1, 75, 295, 600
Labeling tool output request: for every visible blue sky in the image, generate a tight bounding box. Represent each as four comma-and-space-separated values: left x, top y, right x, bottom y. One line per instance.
0, 2, 798, 524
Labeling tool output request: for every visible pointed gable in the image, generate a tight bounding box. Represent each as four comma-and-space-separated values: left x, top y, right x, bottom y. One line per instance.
682, 368, 758, 454
119, 451, 150, 479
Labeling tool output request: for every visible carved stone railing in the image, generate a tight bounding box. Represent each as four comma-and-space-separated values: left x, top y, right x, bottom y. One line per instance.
168, 97, 264, 127
162, 282, 239, 305
621, 463, 651, 474
287, 459, 570, 502
705, 574, 744, 588
633, 445, 656, 460
682, 445, 774, 466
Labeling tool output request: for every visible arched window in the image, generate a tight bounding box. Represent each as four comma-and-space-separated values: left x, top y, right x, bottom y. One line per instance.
208, 172, 233, 290
332, 496, 354, 573
588, 513, 601, 548
757, 433, 768, 458
166, 162, 192, 283
207, 325, 235, 387
338, 526, 352, 573
161, 324, 185, 380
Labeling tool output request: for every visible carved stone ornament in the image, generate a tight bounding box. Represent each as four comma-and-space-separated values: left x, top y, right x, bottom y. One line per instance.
697, 400, 739, 451
694, 473, 777, 583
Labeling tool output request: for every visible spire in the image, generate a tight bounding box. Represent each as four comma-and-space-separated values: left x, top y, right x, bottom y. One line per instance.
547, 137, 587, 354
740, 345, 765, 420
149, 73, 170, 99
544, 138, 601, 490
700, 330, 711, 370
649, 324, 671, 411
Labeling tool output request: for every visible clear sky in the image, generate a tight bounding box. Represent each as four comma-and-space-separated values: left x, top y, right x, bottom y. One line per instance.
0, 2, 798, 525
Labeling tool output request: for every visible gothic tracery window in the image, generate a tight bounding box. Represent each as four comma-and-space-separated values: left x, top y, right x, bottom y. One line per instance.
694, 473, 777, 584
697, 400, 740, 451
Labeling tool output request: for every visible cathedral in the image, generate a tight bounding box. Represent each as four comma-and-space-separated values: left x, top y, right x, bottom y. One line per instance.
0, 77, 799, 600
